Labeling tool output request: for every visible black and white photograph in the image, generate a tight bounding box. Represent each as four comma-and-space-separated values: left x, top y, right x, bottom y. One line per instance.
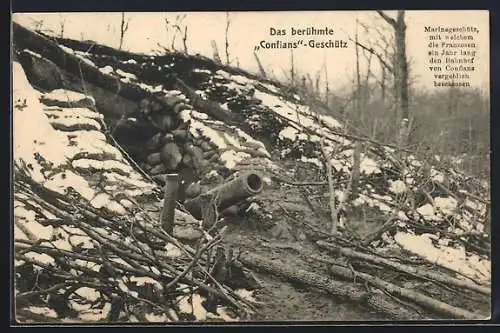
11, 10, 491, 323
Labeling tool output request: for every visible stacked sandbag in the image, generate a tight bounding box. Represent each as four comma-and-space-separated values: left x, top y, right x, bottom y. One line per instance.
137, 90, 272, 195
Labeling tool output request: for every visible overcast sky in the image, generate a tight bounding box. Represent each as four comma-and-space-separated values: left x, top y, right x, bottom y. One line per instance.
13, 11, 489, 94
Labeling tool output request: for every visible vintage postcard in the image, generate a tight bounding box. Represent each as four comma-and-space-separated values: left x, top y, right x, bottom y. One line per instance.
11, 10, 490, 323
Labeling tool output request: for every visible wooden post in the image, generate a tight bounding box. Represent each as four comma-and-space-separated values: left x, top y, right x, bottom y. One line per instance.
161, 173, 179, 234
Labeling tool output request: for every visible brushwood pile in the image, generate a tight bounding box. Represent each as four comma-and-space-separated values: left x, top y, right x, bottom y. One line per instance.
13, 23, 491, 322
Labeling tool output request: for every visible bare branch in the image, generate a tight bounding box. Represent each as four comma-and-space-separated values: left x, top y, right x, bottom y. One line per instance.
377, 10, 397, 27
347, 36, 393, 73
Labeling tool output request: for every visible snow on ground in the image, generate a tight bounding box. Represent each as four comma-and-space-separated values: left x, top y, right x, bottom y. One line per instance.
99, 65, 114, 75
388, 180, 407, 194
14, 61, 244, 323
123, 59, 138, 65
13, 60, 156, 247
360, 155, 381, 175
115, 69, 138, 81
417, 204, 439, 221
176, 294, 238, 322
178, 107, 271, 170
434, 197, 457, 216
394, 232, 490, 285
42, 89, 96, 107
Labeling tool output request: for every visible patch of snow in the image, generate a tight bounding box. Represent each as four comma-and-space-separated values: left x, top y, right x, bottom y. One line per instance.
45, 107, 104, 121
74, 259, 101, 272
74, 287, 100, 302
434, 197, 457, 216
99, 66, 114, 75
136, 82, 162, 93
59, 45, 74, 53
360, 155, 381, 175
431, 168, 445, 183
394, 232, 490, 284
231, 74, 254, 86
245, 202, 261, 213
72, 159, 133, 175
215, 69, 231, 79
279, 126, 298, 141
43, 171, 96, 201
300, 156, 323, 168
22, 49, 42, 58
164, 243, 182, 258
130, 276, 163, 290
89, 193, 109, 209
330, 158, 348, 173
335, 190, 348, 203
123, 59, 138, 64
69, 235, 95, 249
27, 306, 58, 318
463, 199, 485, 214
189, 120, 227, 149
397, 211, 409, 221
190, 110, 209, 120
259, 82, 280, 94
223, 132, 241, 148
115, 69, 137, 80
177, 294, 204, 320
78, 303, 111, 321
24, 252, 55, 266
145, 313, 168, 322
192, 68, 212, 75
15, 206, 54, 239
220, 150, 251, 169
417, 204, 438, 221
104, 201, 126, 215
43, 89, 95, 106
320, 115, 342, 129
388, 180, 407, 194
179, 110, 192, 122
73, 51, 96, 67
49, 115, 102, 131
119, 199, 135, 209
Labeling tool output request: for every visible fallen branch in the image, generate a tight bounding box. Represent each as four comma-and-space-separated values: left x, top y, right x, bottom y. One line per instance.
361, 216, 398, 246
238, 251, 422, 320
327, 262, 484, 319
317, 241, 490, 296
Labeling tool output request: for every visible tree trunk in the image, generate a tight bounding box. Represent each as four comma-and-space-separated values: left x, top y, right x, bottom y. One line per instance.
395, 11, 409, 147
377, 10, 410, 148
238, 252, 423, 320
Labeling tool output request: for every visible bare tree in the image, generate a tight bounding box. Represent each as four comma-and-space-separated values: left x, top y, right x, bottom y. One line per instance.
350, 18, 362, 199
30, 18, 44, 31
345, 11, 409, 147
171, 14, 188, 53
225, 12, 231, 65
253, 52, 267, 78
211, 40, 222, 64
119, 12, 130, 50
164, 17, 171, 48
323, 61, 330, 107
377, 10, 410, 147
58, 14, 66, 39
